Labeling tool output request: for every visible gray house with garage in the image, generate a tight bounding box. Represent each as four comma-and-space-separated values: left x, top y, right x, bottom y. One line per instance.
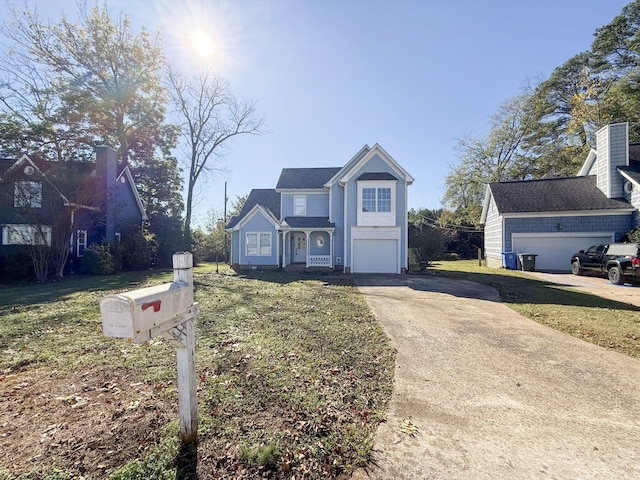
481, 122, 640, 271
225, 143, 413, 273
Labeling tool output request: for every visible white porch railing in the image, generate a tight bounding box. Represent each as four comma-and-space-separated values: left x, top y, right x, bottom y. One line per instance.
308, 255, 331, 267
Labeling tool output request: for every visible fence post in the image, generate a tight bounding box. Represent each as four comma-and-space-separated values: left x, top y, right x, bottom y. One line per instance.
173, 252, 198, 444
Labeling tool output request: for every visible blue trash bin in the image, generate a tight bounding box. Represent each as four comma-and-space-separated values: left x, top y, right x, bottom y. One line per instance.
502, 252, 517, 270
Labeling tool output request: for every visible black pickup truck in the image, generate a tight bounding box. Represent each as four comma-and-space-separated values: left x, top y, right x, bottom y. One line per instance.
571, 243, 640, 284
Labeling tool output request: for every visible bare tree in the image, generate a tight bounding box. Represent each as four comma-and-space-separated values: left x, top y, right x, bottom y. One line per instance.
166, 66, 264, 245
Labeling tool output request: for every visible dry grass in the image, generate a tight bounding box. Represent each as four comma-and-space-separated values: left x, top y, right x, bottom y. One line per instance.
0, 266, 394, 479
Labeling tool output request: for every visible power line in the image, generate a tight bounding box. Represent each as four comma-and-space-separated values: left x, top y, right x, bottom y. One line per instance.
412, 213, 484, 233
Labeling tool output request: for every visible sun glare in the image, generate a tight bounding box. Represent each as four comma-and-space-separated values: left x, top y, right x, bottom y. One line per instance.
191, 30, 214, 58
157, 0, 257, 72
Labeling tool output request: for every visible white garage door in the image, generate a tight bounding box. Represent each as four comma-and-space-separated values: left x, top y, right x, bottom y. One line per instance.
512, 234, 614, 272
353, 239, 398, 273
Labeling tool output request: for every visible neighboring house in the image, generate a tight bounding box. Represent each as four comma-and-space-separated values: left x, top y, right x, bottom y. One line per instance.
0, 145, 147, 264
481, 122, 640, 271
226, 144, 414, 273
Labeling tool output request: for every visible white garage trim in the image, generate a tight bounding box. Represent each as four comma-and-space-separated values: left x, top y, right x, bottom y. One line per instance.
511, 232, 615, 272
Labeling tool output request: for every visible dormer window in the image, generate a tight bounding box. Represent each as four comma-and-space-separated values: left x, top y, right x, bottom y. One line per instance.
14, 181, 42, 208
294, 195, 306, 216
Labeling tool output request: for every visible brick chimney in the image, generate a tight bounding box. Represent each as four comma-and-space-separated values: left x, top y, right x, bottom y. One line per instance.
96, 145, 117, 242
595, 122, 628, 199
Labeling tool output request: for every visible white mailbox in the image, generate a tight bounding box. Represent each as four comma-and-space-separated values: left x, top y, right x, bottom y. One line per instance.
100, 280, 194, 343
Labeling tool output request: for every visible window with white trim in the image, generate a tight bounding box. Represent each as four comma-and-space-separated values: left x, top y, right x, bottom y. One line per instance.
361, 187, 391, 212
246, 232, 271, 256
2, 224, 51, 246
357, 180, 396, 227
294, 195, 306, 216
14, 181, 42, 208
77, 230, 88, 257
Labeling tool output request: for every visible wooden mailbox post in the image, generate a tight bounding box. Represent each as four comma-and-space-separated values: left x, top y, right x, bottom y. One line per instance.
100, 252, 199, 444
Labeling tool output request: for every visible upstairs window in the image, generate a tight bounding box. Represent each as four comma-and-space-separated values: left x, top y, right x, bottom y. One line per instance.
357, 181, 396, 227
14, 181, 42, 208
294, 195, 306, 216
362, 188, 376, 212
362, 187, 391, 212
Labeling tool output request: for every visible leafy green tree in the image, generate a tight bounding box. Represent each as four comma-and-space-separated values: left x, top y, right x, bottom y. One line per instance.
524, 53, 609, 177
591, 0, 640, 73
3, 4, 168, 163
443, 0, 640, 228
0, 3, 184, 263
591, 0, 640, 141
444, 93, 534, 226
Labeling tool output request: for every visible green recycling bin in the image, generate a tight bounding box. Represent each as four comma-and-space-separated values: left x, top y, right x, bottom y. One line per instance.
517, 253, 537, 272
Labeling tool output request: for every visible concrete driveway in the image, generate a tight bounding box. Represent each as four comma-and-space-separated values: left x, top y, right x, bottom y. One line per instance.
352, 274, 640, 480
526, 270, 640, 308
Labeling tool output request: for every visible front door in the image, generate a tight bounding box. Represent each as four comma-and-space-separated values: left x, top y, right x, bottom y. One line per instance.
293, 233, 307, 263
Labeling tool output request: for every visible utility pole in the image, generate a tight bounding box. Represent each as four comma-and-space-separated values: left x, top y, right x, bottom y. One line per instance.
224, 181, 228, 263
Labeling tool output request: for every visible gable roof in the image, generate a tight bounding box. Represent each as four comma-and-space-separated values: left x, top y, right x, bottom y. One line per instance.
486, 176, 634, 217
116, 166, 148, 221
226, 189, 280, 229
0, 154, 72, 206
276, 167, 341, 190
325, 143, 414, 187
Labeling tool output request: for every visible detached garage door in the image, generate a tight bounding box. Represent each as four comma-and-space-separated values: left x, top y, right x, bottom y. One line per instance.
353, 239, 398, 273
512, 234, 614, 272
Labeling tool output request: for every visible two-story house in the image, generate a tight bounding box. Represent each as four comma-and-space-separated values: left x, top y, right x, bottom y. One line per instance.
0, 145, 147, 268
226, 144, 413, 274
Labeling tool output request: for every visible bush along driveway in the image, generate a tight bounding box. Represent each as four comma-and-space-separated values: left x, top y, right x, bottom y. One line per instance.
353, 273, 640, 480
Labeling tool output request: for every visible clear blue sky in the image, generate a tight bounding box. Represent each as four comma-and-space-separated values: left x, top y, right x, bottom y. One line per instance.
4, 0, 633, 226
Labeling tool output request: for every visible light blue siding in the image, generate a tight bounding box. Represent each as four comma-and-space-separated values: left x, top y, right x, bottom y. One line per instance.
281, 192, 329, 217
345, 153, 409, 269
238, 211, 278, 266
114, 179, 142, 232
309, 232, 330, 255
229, 146, 411, 272
231, 231, 239, 264
330, 185, 345, 264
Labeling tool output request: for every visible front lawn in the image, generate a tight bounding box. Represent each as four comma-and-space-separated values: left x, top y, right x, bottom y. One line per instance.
0, 266, 395, 479
430, 260, 640, 358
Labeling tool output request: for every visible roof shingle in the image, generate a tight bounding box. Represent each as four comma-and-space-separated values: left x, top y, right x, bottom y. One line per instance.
225, 189, 280, 229
276, 167, 341, 190
490, 176, 633, 213
282, 217, 335, 229
356, 172, 397, 181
